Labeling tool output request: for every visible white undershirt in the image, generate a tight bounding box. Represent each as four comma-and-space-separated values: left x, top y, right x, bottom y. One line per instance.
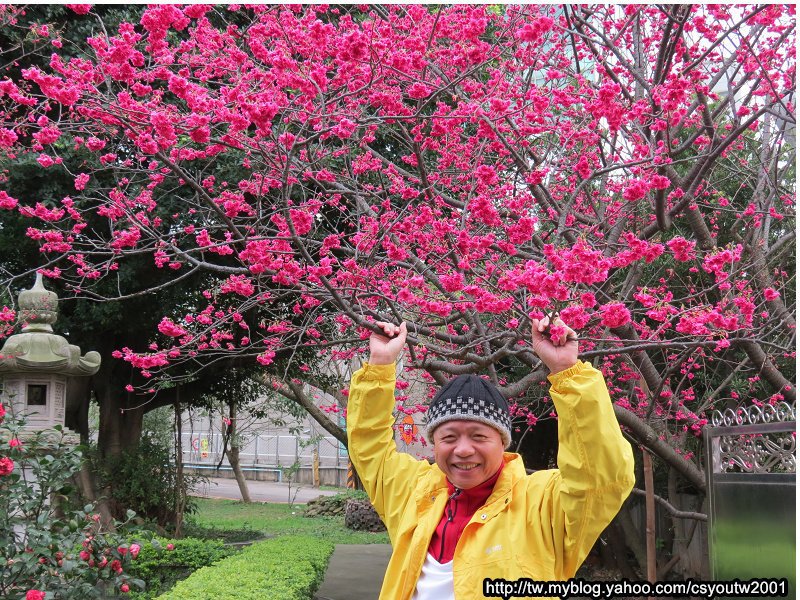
411, 553, 455, 600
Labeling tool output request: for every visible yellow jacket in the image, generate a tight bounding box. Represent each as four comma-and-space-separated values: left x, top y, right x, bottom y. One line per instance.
347, 361, 635, 600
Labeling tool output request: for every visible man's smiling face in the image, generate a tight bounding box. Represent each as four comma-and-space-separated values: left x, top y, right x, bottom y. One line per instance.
432, 420, 505, 489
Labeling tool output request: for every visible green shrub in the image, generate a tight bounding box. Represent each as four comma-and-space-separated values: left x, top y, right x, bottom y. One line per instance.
127, 536, 234, 599
156, 536, 334, 600
91, 435, 204, 527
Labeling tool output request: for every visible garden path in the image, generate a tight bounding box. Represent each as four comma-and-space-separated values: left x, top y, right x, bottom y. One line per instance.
315, 544, 393, 600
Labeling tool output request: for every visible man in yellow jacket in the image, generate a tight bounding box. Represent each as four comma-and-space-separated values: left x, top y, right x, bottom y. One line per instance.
347, 317, 635, 600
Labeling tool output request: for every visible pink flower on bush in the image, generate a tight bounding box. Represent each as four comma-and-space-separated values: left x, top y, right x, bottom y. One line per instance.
764, 288, 780, 301
130, 543, 141, 559
9, 438, 22, 449
0, 456, 14, 476
26, 591, 45, 600
166, 543, 175, 551
120, 583, 130, 593
599, 302, 632, 328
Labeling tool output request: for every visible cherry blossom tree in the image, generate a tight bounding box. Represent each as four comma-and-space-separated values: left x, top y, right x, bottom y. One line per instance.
0, 4, 795, 511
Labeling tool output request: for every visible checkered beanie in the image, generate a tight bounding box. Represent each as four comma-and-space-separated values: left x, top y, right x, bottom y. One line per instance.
425, 374, 512, 449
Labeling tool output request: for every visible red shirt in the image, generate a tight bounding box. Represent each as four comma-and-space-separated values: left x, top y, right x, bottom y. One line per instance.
427, 462, 505, 563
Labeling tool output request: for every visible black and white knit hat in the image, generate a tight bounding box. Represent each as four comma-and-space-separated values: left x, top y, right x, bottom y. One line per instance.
425, 374, 512, 448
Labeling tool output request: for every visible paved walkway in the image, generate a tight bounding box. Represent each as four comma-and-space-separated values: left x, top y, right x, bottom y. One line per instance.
194, 476, 340, 504
315, 544, 393, 600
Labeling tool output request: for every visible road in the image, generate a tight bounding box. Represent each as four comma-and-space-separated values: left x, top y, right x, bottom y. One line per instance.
193, 476, 342, 504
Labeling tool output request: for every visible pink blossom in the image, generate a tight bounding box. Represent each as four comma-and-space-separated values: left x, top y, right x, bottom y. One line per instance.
764, 288, 780, 301
74, 173, 90, 190
158, 317, 188, 338
37, 154, 56, 168
257, 351, 276, 366
220, 275, 255, 297
0, 191, 18, 210
599, 302, 632, 328
408, 82, 432, 99
580, 293, 597, 308
667, 237, 696, 262
516, 17, 554, 42
332, 119, 357, 139
440, 272, 465, 292
560, 304, 590, 329
33, 126, 61, 145
85, 137, 106, 151
0, 127, 19, 148
623, 179, 649, 201
66, 4, 92, 14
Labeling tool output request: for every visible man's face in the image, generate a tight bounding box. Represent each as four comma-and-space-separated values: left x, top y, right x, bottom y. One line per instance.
432, 420, 505, 490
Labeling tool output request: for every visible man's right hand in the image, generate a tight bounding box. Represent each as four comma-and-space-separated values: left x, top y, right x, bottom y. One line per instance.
369, 321, 407, 365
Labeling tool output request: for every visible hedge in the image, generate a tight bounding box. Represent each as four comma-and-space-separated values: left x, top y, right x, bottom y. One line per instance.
156, 536, 335, 600
127, 537, 234, 599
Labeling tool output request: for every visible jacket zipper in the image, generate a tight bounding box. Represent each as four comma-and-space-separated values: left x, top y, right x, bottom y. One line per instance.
438, 488, 462, 562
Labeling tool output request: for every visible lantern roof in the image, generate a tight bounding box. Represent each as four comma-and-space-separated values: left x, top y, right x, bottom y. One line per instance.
0, 273, 101, 376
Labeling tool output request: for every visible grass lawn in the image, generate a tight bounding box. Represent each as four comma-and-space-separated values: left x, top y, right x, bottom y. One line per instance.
188, 497, 390, 545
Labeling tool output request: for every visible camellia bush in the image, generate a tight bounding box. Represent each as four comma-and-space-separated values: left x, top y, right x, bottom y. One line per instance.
0, 4, 795, 513
0, 400, 143, 598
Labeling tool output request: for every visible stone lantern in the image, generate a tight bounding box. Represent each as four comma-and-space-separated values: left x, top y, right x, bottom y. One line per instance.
0, 273, 100, 442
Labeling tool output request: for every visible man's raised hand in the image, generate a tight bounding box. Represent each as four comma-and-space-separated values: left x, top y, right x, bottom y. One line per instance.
531, 315, 579, 375
369, 321, 407, 366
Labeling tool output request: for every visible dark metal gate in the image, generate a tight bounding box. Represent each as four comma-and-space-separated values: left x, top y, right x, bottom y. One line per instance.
705, 403, 795, 599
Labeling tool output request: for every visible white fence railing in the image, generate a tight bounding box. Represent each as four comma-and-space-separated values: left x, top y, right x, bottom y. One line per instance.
180, 432, 347, 469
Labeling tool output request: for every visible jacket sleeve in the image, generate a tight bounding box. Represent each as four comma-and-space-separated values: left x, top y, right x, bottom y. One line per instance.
539, 361, 635, 578
346, 362, 432, 539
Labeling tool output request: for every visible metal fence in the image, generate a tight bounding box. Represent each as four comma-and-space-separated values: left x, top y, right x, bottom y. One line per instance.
180, 431, 347, 469
705, 403, 795, 600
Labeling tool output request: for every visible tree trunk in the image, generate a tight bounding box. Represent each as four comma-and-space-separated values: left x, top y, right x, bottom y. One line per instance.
608, 520, 639, 580
173, 396, 185, 538
618, 503, 648, 575
228, 443, 252, 503
643, 450, 657, 584
95, 360, 145, 458
73, 463, 116, 531
227, 402, 252, 503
